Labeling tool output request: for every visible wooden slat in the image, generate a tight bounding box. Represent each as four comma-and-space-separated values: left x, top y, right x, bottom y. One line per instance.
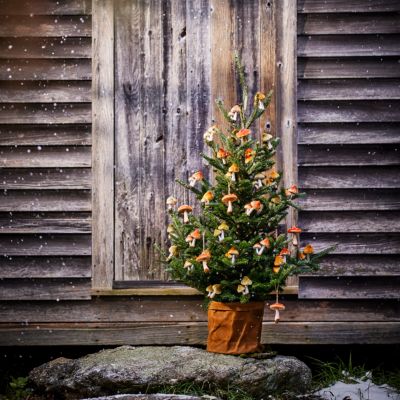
0, 212, 91, 233
0, 81, 91, 103
0, 168, 91, 189
298, 144, 400, 166
299, 166, 400, 188
276, 0, 298, 232
298, 79, 400, 100
298, 123, 400, 144
300, 211, 400, 232
0, 146, 91, 168
0, 59, 91, 80
92, 0, 114, 289
0, 37, 91, 59
298, 13, 400, 35
0, 124, 91, 145
0, 321, 399, 346
0, 103, 91, 124
299, 276, 400, 299
304, 254, 400, 276
298, 100, 400, 123
0, 16, 91, 37
301, 232, 400, 254
299, 189, 400, 210
0, 278, 91, 300
0, 190, 91, 212
298, 0, 400, 13
1, 297, 399, 323
298, 57, 400, 79
298, 34, 400, 57
0, 234, 91, 256
0, 0, 92, 15
0, 256, 91, 278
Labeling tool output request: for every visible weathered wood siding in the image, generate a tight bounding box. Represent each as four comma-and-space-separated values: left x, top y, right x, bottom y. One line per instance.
297, 0, 400, 298
113, 0, 277, 281
0, 0, 92, 300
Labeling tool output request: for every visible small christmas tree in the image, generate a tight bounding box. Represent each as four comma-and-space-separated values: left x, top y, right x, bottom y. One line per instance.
164, 54, 329, 322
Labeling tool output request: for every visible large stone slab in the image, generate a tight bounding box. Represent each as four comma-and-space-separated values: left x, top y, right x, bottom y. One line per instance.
29, 346, 311, 399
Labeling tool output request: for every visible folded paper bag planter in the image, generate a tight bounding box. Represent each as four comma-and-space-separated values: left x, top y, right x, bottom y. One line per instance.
207, 301, 265, 354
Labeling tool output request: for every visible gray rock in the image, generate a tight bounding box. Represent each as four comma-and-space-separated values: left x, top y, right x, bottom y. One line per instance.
29, 346, 311, 399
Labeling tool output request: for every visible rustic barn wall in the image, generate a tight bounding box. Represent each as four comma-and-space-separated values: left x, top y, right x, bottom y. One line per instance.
296, 0, 400, 298
0, 0, 92, 300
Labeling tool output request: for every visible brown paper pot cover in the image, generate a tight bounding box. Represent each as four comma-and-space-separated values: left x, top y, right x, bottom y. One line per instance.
207, 301, 265, 354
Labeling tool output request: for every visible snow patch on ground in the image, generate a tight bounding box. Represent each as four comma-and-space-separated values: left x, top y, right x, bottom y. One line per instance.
315, 377, 400, 400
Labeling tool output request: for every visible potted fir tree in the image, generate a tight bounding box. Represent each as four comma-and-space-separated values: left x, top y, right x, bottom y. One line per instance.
163, 54, 329, 355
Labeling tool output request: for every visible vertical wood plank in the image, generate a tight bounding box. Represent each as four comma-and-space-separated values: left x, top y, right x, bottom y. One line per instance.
210, 0, 234, 130
92, 0, 114, 289
114, 0, 140, 280
186, 0, 211, 190
259, 0, 276, 142
276, 0, 298, 228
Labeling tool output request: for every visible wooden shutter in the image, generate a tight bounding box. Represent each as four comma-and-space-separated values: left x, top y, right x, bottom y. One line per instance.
297, 0, 400, 299
0, 0, 92, 300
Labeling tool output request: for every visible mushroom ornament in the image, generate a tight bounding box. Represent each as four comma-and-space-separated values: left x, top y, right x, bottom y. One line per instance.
207, 284, 222, 299
303, 244, 314, 261
236, 128, 251, 144
270, 302, 285, 323
203, 125, 218, 142
189, 229, 201, 247
244, 148, 255, 164
217, 222, 229, 241
183, 260, 194, 272
167, 245, 178, 261
196, 249, 211, 273
237, 276, 252, 295
255, 91, 266, 110
288, 226, 302, 247
254, 172, 265, 189
222, 193, 238, 214
189, 171, 204, 187
228, 105, 241, 122
228, 163, 239, 182
166, 196, 178, 210
225, 247, 239, 265
178, 205, 193, 223
201, 191, 214, 205
285, 185, 298, 197
273, 255, 284, 273
217, 148, 230, 164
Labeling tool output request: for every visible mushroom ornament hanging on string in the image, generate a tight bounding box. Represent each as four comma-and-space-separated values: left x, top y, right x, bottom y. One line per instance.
161, 52, 332, 355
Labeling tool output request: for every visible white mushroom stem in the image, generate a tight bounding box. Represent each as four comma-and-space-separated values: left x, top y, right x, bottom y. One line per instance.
218, 231, 225, 241
227, 201, 233, 213
183, 211, 189, 223
203, 262, 210, 273
246, 208, 254, 216
231, 173, 236, 182
243, 286, 249, 295
292, 234, 299, 246
222, 159, 226, 164
258, 246, 265, 255
231, 255, 236, 265
258, 100, 264, 110
189, 178, 196, 187
274, 309, 280, 323
257, 179, 263, 188
190, 238, 196, 247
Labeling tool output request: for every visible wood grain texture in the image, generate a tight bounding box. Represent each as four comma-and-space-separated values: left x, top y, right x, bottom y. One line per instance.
0, 124, 91, 145
276, 0, 298, 231
299, 276, 400, 299
0, 212, 91, 233
91, 0, 113, 289
0, 103, 91, 124
0, 37, 91, 59
298, 13, 400, 35
0, 146, 91, 168
0, 234, 91, 256
0, 15, 91, 37
298, 58, 400, 79
0, 256, 91, 278
298, 123, 400, 144
0, 59, 92, 80
298, 100, 400, 123
1, 321, 399, 346
299, 166, 400, 188
0, 168, 91, 189
0, 190, 91, 212
298, 0, 400, 13
0, 279, 91, 300
301, 232, 400, 254
298, 144, 400, 166
299, 189, 400, 210
0, 0, 91, 15
1, 297, 399, 323
298, 79, 400, 101
0, 81, 92, 103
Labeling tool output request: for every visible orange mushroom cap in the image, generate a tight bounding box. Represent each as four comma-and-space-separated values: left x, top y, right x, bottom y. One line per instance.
260, 238, 270, 247
303, 244, 314, 254
217, 148, 230, 159
226, 247, 239, 256
236, 128, 251, 138
286, 185, 298, 195
222, 193, 238, 203
230, 105, 241, 113
196, 249, 211, 262
255, 92, 266, 101
190, 229, 201, 240
228, 163, 239, 173
250, 200, 262, 210
178, 205, 193, 214
288, 226, 302, 234
269, 302, 285, 311
280, 248, 290, 256
274, 255, 284, 266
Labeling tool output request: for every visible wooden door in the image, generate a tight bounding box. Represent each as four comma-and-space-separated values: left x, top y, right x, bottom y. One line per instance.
112, 0, 279, 282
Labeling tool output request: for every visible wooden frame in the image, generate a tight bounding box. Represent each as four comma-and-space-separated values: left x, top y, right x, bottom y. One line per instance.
90, 0, 299, 295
